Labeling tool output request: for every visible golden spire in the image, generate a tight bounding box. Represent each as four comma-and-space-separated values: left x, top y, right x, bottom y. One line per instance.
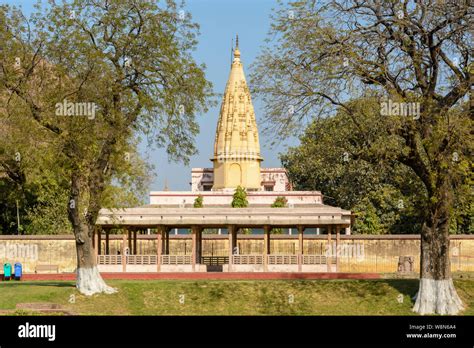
212, 36, 263, 191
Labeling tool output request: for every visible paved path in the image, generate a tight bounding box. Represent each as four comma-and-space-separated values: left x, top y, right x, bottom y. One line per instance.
17, 272, 380, 281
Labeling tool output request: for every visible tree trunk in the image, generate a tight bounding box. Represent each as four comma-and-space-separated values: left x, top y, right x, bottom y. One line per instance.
74, 223, 117, 296
68, 170, 116, 296
413, 197, 463, 315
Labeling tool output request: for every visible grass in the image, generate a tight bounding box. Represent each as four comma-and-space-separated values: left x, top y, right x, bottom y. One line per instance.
0, 279, 473, 315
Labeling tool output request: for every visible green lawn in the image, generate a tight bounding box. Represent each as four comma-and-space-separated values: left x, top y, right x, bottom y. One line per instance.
1, 279, 473, 315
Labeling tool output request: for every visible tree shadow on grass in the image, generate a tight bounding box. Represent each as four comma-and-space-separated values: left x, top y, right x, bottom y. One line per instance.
383, 279, 419, 303
0, 281, 75, 288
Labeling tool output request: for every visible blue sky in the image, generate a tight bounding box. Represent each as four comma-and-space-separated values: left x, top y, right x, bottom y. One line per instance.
6, 0, 297, 194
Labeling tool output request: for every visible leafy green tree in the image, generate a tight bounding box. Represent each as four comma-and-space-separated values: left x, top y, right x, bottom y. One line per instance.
193, 195, 203, 208
281, 97, 426, 234
0, 0, 212, 295
23, 182, 71, 235
352, 199, 382, 235
251, 0, 471, 314
0, 122, 151, 234
0, 103, 73, 235
231, 186, 248, 208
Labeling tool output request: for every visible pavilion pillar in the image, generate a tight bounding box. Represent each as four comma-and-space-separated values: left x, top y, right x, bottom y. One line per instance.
128, 229, 132, 255
191, 226, 197, 271
228, 225, 234, 272
161, 228, 167, 254
197, 227, 203, 265
93, 227, 98, 258
156, 226, 162, 272
345, 226, 351, 235
105, 229, 110, 255
232, 228, 238, 253
165, 228, 170, 254
298, 225, 304, 272
327, 226, 332, 272
122, 231, 127, 272
133, 229, 138, 255
263, 225, 271, 272
336, 225, 340, 271
97, 227, 102, 255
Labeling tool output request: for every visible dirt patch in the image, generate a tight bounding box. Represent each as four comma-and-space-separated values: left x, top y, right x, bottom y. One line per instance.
16, 303, 75, 315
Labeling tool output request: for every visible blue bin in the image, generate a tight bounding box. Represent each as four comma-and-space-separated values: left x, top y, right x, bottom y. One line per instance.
14, 263, 22, 280
3, 263, 12, 280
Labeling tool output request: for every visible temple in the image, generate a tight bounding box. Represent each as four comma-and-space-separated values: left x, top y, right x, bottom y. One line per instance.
149, 36, 320, 207
96, 37, 353, 273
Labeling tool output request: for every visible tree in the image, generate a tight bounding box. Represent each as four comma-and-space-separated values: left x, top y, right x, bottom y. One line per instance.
231, 186, 249, 208
251, 0, 471, 314
193, 195, 203, 208
0, 0, 212, 295
0, 112, 152, 234
281, 97, 430, 234
0, 90, 73, 235
282, 97, 471, 234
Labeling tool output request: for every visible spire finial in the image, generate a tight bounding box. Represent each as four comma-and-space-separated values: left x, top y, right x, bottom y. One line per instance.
233, 34, 241, 59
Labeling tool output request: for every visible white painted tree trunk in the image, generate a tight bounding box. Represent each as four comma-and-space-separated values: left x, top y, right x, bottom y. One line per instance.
76, 267, 117, 296
413, 278, 464, 315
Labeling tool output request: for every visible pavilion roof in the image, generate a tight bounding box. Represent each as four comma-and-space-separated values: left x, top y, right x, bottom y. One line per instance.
97, 206, 352, 228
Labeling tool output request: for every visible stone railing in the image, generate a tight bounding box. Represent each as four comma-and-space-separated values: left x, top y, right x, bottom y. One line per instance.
267, 254, 298, 265
231, 254, 336, 265
97, 255, 122, 265
302, 255, 336, 265
98, 254, 192, 266
126, 255, 157, 265
232, 255, 264, 265
97, 253, 337, 266
161, 255, 192, 265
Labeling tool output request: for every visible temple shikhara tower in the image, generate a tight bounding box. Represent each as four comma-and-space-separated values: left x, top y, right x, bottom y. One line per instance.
212, 37, 262, 191
149, 38, 308, 205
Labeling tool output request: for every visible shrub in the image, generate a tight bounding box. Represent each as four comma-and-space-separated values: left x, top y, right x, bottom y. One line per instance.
271, 196, 288, 208
231, 186, 248, 208
193, 195, 203, 208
